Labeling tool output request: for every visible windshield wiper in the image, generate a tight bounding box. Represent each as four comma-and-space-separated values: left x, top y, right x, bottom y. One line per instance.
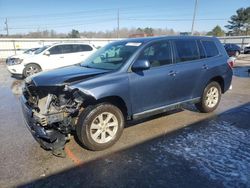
81, 64, 113, 71
81, 64, 92, 68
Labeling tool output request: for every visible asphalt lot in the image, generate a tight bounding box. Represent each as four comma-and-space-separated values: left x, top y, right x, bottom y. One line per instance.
1, 55, 250, 187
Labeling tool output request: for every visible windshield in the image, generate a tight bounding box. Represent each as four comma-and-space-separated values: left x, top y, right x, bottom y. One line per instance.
23, 48, 38, 54
34, 45, 50, 54
80, 41, 142, 70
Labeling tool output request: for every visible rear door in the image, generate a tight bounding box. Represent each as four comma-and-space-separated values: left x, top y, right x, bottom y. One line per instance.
129, 40, 177, 114
58, 44, 78, 66
171, 39, 205, 101
77, 44, 95, 61
62, 44, 95, 65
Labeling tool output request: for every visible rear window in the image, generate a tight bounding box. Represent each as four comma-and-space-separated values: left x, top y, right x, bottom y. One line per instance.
201, 40, 219, 58
173, 40, 199, 63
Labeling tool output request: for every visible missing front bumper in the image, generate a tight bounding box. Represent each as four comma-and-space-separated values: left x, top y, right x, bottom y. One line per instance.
20, 95, 67, 153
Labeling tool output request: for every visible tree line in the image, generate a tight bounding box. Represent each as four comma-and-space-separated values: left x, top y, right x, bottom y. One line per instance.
207, 7, 250, 36
1, 6, 249, 38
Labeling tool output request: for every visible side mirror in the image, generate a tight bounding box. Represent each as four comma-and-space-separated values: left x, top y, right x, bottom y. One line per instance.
132, 60, 150, 71
44, 51, 50, 56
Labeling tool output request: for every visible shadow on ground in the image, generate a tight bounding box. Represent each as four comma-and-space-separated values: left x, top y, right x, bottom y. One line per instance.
19, 102, 250, 188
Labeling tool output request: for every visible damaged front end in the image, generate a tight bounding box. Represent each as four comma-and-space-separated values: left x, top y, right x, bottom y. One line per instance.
21, 80, 88, 157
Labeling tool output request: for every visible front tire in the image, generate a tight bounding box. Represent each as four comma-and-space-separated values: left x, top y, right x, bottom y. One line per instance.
76, 103, 124, 151
23, 64, 41, 77
195, 81, 221, 113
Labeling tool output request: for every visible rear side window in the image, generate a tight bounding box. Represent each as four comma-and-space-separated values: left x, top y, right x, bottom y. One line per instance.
138, 41, 172, 67
61, 45, 74, 54
201, 41, 219, 58
173, 40, 199, 63
72, 44, 93, 52
78, 44, 93, 52
49, 45, 74, 54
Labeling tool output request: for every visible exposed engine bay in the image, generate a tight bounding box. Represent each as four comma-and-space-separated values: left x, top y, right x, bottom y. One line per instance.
22, 80, 89, 157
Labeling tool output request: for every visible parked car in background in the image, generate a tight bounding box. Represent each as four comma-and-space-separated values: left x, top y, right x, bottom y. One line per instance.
6, 43, 96, 77
6, 47, 41, 65
224, 43, 241, 57
6, 45, 50, 75
244, 46, 250, 54
21, 36, 233, 156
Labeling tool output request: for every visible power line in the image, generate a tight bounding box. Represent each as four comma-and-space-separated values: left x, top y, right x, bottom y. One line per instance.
0, 8, 118, 19
8, 19, 116, 30
6, 17, 228, 32
10, 17, 116, 28
0, 5, 208, 20
0, 5, 230, 34
122, 18, 228, 21
0, 6, 149, 20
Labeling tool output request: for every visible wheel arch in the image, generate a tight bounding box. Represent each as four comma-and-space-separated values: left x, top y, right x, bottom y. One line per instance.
24, 62, 42, 69
209, 76, 225, 93
94, 96, 129, 120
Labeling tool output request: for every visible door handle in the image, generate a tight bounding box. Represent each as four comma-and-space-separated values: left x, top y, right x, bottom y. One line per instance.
202, 64, 208, 70
80, 54, 85, 56
168, 70, 177, 76
60, 56, 64, 58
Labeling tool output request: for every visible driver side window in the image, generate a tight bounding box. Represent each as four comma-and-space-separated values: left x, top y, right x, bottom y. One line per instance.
138, 41, 172, 67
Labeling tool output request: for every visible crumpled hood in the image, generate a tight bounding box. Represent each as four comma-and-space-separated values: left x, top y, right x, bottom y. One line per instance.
30, 65, 109, 86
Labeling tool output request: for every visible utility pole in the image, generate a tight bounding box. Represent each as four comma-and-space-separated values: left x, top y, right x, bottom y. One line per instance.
117, 9, 120, 38
5, 18, 9, 36
191, 0, 198, 35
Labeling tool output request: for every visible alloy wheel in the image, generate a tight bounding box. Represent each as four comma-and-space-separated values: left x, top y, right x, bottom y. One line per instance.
90, 112, 119, 144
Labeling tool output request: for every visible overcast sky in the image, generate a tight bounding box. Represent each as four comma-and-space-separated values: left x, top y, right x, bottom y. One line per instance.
0, 0, 249, 35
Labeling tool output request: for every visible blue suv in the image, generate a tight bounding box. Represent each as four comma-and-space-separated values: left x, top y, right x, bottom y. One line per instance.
21, 36, 233, 156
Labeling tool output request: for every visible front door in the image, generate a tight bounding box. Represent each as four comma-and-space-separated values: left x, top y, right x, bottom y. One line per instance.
42, 45, 69, 70
129, 40, 177, 114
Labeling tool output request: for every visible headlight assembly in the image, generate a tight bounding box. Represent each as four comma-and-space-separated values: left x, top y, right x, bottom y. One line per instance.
11, 58, 23, 65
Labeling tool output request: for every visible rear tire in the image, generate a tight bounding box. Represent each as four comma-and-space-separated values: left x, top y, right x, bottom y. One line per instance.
23, 64, 41, 77
76, 103, 124, 151
195, 81, 221, 113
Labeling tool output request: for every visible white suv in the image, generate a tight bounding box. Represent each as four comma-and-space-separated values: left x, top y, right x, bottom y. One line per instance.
6, 43, 96, 77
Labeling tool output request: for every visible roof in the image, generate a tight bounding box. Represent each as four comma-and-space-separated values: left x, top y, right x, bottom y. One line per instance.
114, 35, 217, 44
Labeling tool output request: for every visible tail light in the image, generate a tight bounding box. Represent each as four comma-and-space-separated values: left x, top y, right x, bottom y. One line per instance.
227, 57, 235, 69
